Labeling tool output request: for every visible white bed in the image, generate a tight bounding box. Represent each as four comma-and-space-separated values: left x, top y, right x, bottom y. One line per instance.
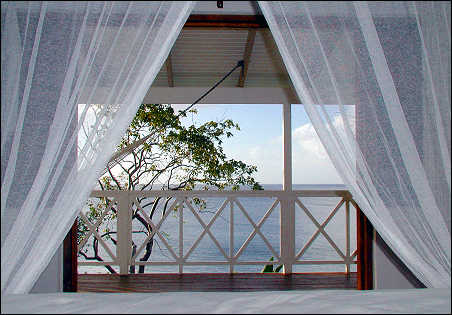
1, 289, 450, 314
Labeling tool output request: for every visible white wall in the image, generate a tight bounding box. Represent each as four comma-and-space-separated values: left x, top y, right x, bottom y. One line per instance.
30, 245, 63, 293
373, 231, 424, 289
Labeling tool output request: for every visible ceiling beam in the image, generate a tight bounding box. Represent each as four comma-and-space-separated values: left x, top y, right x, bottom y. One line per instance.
184, 14, 268, 29
238, 29, 256, 87
165, 53, 174, 87
143, 87, 300, 105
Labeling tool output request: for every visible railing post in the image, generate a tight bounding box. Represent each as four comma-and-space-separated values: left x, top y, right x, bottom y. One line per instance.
229, 199, 234, 274
179, 198, 184, 274
282, 103, 292, 193
117, 191, 131, 275
281, 103, 295, 274
280, 197, 295, 274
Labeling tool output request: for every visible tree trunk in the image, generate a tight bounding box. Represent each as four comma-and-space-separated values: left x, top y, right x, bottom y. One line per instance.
139, 238, 154, 273
129, 243, 137, 273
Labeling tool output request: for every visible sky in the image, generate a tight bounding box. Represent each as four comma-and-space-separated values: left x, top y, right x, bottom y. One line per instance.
175, 104, 346, 185
79, 103, 351, 186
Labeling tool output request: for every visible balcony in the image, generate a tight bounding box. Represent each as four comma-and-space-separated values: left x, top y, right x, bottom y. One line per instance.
76, 188, 364, 292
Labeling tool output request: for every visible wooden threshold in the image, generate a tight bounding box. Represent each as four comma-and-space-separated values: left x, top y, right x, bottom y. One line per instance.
78, 272, 357, 293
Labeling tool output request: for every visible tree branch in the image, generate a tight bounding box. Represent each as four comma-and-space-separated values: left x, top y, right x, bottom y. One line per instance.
107, 164, 122, 190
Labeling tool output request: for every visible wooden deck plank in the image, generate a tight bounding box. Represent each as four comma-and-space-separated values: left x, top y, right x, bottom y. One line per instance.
78, 272, 357, 293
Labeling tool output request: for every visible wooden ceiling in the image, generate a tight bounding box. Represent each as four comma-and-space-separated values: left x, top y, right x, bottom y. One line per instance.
152, 14, 291, 89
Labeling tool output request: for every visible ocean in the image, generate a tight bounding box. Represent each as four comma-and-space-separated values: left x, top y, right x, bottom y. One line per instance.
78, 184, 357, 274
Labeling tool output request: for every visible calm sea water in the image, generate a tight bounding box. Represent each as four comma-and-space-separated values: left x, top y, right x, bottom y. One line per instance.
79, 184, 357, 274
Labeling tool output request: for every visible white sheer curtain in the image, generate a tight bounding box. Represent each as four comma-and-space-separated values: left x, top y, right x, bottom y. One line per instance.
1, 1, 195, 294
259, 1, 450, 288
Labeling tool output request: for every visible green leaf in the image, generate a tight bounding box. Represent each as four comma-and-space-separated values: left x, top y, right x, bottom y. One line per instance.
261, 256, 275, 273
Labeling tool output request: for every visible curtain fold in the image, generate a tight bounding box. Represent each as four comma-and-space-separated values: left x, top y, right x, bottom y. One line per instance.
259, 1, 451, 288
1, 1, 195, 294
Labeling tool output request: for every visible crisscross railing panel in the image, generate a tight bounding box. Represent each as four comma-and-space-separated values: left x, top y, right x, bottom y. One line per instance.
293, 193, 358, 273
130, 197, 181, 262
77, 189, 358, 275
295, 197, 346, 260
78, 194, 118, 266
233, 197, 281, 263
183, 197, 230, 262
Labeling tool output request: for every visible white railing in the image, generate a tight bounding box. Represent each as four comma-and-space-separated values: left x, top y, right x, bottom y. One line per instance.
78, 189, 358, 275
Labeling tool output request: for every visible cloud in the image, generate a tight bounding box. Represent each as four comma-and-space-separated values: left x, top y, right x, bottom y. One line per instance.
293, 123, 329, 160
233, 139, 283, 184
172, 104, 354, 185
291, 120, 343, 184
231, 122, 344, 185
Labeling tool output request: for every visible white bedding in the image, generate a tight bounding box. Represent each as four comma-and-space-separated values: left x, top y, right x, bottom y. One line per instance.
2, 289, 450, 314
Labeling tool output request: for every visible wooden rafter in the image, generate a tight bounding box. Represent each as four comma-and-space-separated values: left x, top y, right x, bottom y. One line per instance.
183, 14, 362, 30
238, 29, 256, 87
165, 53, 174, 87
184, 14, 268, 29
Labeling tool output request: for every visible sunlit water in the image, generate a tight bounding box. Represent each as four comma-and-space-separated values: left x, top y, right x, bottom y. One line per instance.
79, 184, 357, 274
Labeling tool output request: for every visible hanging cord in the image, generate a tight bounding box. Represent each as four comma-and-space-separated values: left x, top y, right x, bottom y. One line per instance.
102, 60, 244, 173
178, 59, 244, 117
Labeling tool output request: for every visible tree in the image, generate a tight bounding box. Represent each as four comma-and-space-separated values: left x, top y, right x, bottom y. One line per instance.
77, 104, 262, 273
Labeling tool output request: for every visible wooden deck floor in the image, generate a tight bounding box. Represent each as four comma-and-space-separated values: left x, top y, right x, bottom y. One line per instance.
78, 272, 357, 293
